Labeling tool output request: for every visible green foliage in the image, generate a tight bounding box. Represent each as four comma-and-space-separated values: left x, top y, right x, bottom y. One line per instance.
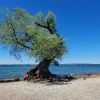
0, 7, 66, 61
29, 33, 65, 60
14, 77, 20, 81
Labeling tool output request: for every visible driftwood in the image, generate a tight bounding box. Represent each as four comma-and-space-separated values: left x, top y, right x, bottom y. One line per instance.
0, 79, 20, 83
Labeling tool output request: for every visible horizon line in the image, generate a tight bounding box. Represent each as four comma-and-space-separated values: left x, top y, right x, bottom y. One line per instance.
0, 63, 100, 65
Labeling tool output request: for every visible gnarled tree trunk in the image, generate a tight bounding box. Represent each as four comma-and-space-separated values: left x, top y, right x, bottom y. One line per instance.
24, 58, 55, 80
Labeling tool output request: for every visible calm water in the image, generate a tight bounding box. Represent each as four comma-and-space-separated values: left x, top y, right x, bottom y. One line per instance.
0, 64, 100, 80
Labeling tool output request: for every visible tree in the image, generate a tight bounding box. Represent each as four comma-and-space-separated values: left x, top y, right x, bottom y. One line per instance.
0, 8, 66, 79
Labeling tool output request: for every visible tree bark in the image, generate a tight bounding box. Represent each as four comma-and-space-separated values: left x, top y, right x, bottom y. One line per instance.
24, 58, 55, 80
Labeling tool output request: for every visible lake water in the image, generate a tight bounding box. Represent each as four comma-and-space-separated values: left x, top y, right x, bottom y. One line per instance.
0, 64, 100, 80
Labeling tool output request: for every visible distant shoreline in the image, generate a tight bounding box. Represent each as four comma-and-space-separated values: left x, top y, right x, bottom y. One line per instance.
0, 64, 100, 66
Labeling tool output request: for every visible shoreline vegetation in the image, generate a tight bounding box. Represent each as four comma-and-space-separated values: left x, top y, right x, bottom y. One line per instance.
0, 72, 100, 83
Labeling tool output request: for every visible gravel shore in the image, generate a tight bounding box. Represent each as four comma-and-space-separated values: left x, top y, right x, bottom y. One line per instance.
0, 77, 100, 100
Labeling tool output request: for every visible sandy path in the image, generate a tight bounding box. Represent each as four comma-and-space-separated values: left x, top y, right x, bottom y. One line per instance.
0, 78, 100, 100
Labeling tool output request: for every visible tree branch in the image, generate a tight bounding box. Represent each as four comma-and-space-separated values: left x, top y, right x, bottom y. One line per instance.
35, 22, 54, 34
10, 22, 33, 50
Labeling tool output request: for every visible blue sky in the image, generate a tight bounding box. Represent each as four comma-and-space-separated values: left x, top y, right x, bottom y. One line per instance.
0, 0, 100, 64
